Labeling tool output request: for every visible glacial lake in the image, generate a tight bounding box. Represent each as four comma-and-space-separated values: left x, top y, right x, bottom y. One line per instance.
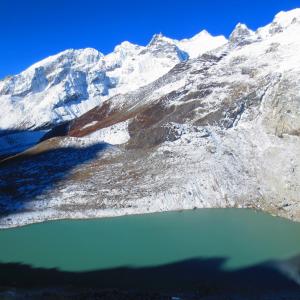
1, 208, 300, 291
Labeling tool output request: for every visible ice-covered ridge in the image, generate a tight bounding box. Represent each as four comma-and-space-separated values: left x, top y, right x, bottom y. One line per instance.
27, 48, 104, 72
0, 28, 228, 131
1, 8, 300, 134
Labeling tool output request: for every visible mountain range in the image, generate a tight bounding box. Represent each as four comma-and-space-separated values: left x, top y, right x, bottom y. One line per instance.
0, 8, 300, 227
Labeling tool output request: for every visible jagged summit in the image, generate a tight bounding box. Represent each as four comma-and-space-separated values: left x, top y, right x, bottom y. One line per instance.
229, 23, 256, 46
148, 33, 174, 46
148, 30, 227, 59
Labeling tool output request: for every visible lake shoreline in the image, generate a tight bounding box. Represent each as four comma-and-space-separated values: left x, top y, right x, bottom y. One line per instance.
0, 203, 299, 229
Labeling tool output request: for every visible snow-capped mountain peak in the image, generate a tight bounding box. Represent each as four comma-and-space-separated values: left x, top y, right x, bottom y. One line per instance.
273, 8, 300, 27
257, 8, 300, 39
103, 41, 142, 69
229, 23, 255, 45
147, 30, 227, 59
148, 33, 173, 46
113, 41, 141, 54
28, 48, 103, 72
176, 30, 227, 58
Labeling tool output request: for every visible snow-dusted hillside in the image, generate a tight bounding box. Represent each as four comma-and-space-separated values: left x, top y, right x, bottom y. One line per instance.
1, 8, 300, 228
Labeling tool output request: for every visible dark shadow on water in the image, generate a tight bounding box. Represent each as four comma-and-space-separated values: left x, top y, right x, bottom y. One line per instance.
0, 257, 300, 298
0, 141, 109, 217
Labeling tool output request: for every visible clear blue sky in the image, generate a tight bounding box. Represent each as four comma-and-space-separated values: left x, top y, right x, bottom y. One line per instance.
1, 0, 299, 78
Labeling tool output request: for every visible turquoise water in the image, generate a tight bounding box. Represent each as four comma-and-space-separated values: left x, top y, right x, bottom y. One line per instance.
0, 208, 300, 272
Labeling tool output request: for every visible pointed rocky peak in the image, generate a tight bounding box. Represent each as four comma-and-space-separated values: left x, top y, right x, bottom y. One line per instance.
229, 23, 255, 46
149, 33, 163, 45
147, 30, 227, 60
146, 33, 187, 60
148, 33, 175, 47
229, 23, 254, 40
